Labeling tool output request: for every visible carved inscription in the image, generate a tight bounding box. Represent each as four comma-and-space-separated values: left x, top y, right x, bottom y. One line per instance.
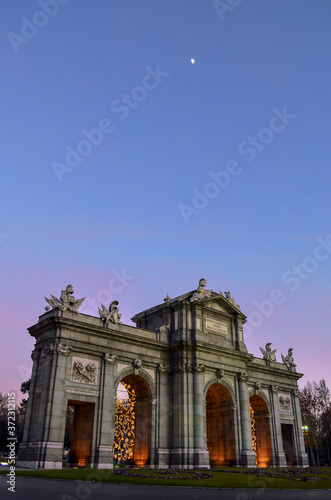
205, 318, 227, 335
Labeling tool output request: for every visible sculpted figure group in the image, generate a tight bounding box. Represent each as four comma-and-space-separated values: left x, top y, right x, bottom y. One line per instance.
44, 284, 297, 372
259, 342, 297, 371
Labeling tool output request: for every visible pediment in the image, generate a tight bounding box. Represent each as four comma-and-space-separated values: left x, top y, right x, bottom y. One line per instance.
197, 295, 246, 320
203, 301, 228, 313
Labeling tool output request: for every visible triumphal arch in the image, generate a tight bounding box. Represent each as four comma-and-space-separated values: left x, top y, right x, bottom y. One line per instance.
17, 279, 308, 469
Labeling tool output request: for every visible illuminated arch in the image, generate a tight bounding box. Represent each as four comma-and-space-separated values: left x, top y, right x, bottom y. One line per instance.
205, 381, 236, 466
113, 370, 153, 467
249, 393, 272, 467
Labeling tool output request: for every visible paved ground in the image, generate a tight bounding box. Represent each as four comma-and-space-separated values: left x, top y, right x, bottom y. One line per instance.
0, 476, 330, 500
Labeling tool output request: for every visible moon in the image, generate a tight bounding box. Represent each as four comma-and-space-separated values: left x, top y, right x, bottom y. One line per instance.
191, 58, 195, 64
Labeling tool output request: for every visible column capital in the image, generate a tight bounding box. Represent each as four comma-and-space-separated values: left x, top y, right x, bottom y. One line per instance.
238, 372, 249, 383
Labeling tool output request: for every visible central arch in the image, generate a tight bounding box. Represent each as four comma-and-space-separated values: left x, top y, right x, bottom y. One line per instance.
206, 383, 235, 466
113, 374, 152, 467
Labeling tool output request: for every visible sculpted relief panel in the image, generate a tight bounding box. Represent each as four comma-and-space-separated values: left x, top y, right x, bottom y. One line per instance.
279, 394, 292, 412
70, 356, 99, 386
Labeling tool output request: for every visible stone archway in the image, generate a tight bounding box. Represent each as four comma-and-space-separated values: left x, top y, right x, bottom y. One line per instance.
68, 401, 95, 467
250, 394, 272, 467
113, 374, 152, 467
206, 383, 235, 466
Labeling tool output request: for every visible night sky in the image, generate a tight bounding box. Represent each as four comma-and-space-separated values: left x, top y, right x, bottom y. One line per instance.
1, 0, 331, 397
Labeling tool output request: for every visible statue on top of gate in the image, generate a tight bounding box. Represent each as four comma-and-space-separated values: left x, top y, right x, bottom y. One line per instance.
44, 284, 85, 313
281, 348, 297, 371
190, 278, 213, 301
260, 342, 277, 366
99, 300, 122, 325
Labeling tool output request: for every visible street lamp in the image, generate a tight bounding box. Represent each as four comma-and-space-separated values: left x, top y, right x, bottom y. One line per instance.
302, 425, 309, 455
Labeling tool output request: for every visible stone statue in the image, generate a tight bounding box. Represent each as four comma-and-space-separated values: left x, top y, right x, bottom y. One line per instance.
190, 278, 213, 301
260, 343, 277, 366
45, 285, 84, 313
159, 323, 170, 336
281, 348, 296, 371
98, 300, 122, 325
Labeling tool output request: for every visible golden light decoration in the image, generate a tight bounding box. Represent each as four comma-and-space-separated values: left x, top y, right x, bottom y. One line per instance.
250, 403, 257, 460
113, 382, 136, 463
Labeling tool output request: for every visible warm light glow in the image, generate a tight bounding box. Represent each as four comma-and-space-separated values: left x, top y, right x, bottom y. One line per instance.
113, 381, 136, 463
250, 403, 257, 460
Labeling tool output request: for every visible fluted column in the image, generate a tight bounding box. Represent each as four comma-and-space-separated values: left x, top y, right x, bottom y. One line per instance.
193, 365, 210, 468
95, 352, 117, 469
155, 364, 170, 468
238, 372, 256, 467
270, 385, 287, 467
292, 389, 309, 467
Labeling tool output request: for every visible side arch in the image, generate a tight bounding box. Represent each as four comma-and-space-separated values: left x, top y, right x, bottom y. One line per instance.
114, 368, 157, 400
248, 388, 271, 413
249, 390, 273, 467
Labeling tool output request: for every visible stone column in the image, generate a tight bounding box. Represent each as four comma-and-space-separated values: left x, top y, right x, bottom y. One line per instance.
238, 372, 256, 467
291, 389, 309, 467
17, 349, 41, 468
95, 353, 117, 469
270, 386, 287, 467
23, 342, 70, 469
193, 365, 210, 468
170, 363, 187, 468
155, 365, 170, 468
150, 398, 157, 467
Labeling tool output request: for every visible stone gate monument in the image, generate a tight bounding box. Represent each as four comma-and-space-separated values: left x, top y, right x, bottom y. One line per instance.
17, 279, 308, 469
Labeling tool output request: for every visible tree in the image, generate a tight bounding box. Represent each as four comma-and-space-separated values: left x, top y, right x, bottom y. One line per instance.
0, 393, 9, 451
299, 379, 331, 466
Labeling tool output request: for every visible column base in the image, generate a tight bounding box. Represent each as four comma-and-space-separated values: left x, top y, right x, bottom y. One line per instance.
194, 448, 210, 468
170, 448, 194, 469
275, 452, 287, 467
156, 448, 170, 468
95, 445, 113, 469
241, 450, 257, 467
298, 452, 309, 468
17, 441, 63, 469
169, 448, 211, 469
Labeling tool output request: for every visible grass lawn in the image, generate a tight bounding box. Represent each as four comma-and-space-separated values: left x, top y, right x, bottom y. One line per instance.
1, 467, 331, 489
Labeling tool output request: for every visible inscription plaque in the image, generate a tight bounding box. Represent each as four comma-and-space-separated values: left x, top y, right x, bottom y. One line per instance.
205, 318, 228, 335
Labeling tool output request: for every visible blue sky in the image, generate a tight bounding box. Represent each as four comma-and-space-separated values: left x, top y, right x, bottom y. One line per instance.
1, 0, 331, 396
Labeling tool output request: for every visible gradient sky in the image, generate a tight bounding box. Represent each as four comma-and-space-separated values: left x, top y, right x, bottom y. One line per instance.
1, 0, 331, 399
